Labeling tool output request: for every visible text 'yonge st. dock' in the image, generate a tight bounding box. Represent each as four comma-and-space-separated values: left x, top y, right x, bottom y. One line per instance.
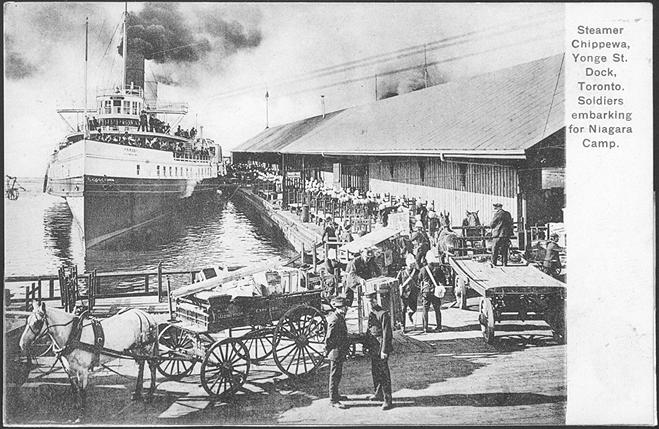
568, 23, 634, 150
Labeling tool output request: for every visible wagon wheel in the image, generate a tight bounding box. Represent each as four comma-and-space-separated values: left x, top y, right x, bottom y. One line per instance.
237, 327, 275, 363
157, 324, 197, 380
200, 337, 250, 400
479, 298, 496, 344
273, 305, 327, 378
454, 276, 468, 310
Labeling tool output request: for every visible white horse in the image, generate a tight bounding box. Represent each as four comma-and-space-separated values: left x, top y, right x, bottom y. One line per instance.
19, 303, 159, 409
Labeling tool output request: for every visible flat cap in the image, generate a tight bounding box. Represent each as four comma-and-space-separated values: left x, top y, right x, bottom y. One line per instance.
493, 202, 503, 208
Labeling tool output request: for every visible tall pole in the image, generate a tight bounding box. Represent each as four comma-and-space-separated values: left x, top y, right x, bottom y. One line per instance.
265, 87, 269, 129
374, 74, 378, 100
122, 2, 128, 92
423, 43, 428, 88
84, 17, 89, 138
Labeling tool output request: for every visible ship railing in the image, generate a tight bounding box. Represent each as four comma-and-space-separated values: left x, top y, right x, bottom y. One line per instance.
97, 86, 143, 97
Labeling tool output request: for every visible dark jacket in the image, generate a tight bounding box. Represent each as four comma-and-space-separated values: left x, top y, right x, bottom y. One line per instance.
396, 267, 418, 299
346, 256, 381, 287
325, 311, 349, 361
367, 304, 393, 356
490, 209, 514, 238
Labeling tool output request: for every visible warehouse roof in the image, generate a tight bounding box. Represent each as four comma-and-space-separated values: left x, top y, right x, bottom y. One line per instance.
234, 54, 565, 158
232, 110, 344, 153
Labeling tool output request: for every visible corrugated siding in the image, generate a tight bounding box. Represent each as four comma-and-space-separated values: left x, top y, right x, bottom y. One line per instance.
371, 158, 517, 198
369, 157, 519, 223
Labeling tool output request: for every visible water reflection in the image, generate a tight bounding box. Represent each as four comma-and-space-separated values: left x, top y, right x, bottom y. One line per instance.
42, 201, 75, 265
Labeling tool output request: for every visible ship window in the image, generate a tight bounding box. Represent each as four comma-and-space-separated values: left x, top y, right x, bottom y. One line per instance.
123, 101, 130, 114
104, 100, 112, 114
169, 166, 172, 176
132, 101, 138, 115
136, 164, 140, 176
163, 166, 166, 177
156, 165, 160, 176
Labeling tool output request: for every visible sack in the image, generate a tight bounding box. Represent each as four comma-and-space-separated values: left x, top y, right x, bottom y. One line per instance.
434, 284, 446, 298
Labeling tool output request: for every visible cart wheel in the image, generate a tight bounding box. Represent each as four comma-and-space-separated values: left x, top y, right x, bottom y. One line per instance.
238, 327, 275, 362
157, 324, 197, 380
479, 298, 496, 344
455, 276, 468, 310
201, 337, 250, 400
273, 305, 327, 378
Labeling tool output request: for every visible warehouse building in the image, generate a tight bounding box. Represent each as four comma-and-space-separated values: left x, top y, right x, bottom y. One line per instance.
232, 54, 565, 228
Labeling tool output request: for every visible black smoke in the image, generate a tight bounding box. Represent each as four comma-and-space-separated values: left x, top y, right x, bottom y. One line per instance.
118, 3, 262, 75
4, 2, 111, 81
4, 35, 39, 79
377, 65, 446, 100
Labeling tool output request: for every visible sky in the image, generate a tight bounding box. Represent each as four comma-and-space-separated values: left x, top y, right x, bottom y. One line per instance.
3, 2, 564, 177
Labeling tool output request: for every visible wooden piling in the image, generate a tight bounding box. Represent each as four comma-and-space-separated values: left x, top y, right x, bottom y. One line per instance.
312, 241, 317, 273
49, 279, 54, 299
157, 262, 163, 299
167, 276, 176, 322
145, 274, 150, 294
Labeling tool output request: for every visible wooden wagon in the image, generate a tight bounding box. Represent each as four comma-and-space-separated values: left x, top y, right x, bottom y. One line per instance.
449, 255, 566, 344
157, 270, 328, 400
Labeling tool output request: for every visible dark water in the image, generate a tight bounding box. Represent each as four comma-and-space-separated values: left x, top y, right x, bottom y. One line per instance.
4, 183, 295, 293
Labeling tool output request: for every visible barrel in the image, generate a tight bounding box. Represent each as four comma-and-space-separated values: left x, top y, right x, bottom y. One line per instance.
301, 204, 310, 222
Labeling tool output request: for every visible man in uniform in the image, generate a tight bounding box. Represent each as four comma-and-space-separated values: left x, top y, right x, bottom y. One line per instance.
410, 221, 431, 269
490, 202, 514, 266
324, 248, 344, 296
396, 254, 419, 333
365, 291, 394, 410
345, 248, 381, 307
325, 296, 350, 408
417, 261, 443, 333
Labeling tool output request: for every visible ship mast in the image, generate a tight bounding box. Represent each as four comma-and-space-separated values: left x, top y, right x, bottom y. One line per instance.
122, 2, 128, 92
83, 17, 89, 138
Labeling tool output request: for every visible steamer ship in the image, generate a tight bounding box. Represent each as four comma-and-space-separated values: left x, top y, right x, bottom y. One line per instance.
44, 9, 224, 249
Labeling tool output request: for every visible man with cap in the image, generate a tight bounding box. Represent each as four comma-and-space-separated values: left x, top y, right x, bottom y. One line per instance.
365, 290, 394, 410
396, 254, 419, 332
427, 210, 439, 246
490, 202, 514, 266
345, 248, 381, 308
324, 248, 345, 295
416, 260, 444, 333
410, 221, 431, 269
322, 215, 338, 249
325, 296, 351, 408
543, 233, 563, 277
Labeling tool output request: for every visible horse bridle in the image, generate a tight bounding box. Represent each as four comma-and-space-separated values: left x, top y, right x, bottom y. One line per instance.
26, 310, 75, 352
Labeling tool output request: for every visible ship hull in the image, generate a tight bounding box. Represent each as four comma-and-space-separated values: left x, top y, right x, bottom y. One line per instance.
46, 140, 220, 248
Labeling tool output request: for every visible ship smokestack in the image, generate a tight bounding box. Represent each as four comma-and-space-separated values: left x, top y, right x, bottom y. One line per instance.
126, 52, 145, 90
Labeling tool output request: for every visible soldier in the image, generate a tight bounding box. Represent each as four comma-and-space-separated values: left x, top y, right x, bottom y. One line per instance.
396, 254, 419, 333
410, 221, 431, 269
490, 202, 514, 266
365, 290, 394, 410
325, 296, 350, 409
346, 248, 381, 307
417, 261, 443, 333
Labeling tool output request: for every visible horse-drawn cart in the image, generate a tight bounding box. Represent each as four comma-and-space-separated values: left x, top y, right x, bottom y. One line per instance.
449, 255, 566, 345
157, 286, 327, 400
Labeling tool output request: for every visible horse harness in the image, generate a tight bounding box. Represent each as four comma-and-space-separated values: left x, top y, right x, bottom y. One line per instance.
55, 311, 106, 368
52, 309, 157, 369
